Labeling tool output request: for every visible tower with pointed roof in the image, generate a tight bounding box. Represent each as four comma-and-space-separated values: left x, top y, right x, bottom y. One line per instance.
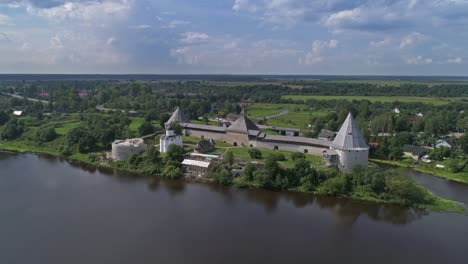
330, 113, 369, 172
225, 114, 260, 146
165, 107, 189, 128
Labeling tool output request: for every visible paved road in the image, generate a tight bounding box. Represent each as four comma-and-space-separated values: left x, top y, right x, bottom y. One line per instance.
1, 92, 50, 104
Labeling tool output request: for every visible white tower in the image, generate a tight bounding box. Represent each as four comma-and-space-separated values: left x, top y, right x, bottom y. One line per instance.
160, 126, 183, 153
330, 113, 369, 172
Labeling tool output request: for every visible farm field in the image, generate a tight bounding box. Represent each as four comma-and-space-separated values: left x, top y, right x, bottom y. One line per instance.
247, 103, 329, 128
282, 95, 463, 105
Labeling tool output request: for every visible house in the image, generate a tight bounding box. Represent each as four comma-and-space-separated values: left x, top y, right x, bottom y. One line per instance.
195, 137, 216, 153
416, 112, 424, 117
13, 111, 23, 116
317, 129, 337, 141
435, 139, 452, 149
393, 108, 400, 114
403, 144, 427, 160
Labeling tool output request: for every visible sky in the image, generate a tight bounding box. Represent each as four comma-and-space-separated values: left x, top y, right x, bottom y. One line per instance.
0, 0, 467, 75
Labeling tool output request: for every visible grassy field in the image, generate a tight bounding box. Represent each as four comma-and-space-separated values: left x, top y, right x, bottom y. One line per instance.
128, 118, 145, 132
247, 103, 330, 128
55, 121, 81, 135
282, 95, 463, 105
208, 146, 324, 169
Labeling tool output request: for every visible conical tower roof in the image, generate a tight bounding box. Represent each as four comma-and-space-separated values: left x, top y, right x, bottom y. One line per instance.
227, 115, 259, 134
331, 113, 369, 150
165, 107, 189, 126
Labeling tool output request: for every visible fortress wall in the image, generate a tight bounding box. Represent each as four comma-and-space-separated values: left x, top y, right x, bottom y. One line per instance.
185, 129, 226, 141
251, 140, 326, 156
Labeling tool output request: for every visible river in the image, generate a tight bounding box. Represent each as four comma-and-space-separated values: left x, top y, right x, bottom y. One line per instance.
1, 152, 468, 264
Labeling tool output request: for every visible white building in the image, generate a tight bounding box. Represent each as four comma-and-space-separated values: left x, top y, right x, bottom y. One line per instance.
111, 138, 147, 161
329, 113, 369, 173
160, 126, 183, 153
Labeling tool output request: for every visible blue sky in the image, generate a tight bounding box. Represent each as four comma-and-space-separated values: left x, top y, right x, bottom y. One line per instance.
0, 0, 467, 75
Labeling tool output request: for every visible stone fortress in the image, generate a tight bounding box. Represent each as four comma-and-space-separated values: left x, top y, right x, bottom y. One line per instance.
166, 107, 369, 172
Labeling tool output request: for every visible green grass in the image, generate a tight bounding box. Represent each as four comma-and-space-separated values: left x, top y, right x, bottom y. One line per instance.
246, 103, 330, 128
282, 95, 462, 106
55, 121, 81, 135
191, 119, 219, 126
210, 147, 324, 169
128, 118, 145, 132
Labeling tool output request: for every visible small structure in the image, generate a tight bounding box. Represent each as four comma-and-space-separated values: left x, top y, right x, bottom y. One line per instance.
393, 108, 401, 114
111, 138, 147, 161
435, 139, 452, 149
182, 159, 212, 178
318, 129, 337, 141
195, 137, 216, 153
416, 112, 424, 117
13, 110, 23, 116
322, 149, 339, 168
160, 126, 183, 153
328, 113, 369, 172
403, 144, 427, 160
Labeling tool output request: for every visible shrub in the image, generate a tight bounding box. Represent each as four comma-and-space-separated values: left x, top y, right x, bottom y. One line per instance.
162, 165, 183, 180
248, 148, 262, 159
291, 152, 305, 161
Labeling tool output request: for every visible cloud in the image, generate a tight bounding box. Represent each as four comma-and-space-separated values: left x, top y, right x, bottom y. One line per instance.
447, 57, 463, 64
180, 32, 209, 44
400, 32, 424, 48
0, 14, 13, 25
406, 56, 432, 65
300, 39, 338, 65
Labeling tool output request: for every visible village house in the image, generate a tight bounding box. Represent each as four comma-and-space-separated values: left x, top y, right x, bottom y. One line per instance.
403, 144, 427, 160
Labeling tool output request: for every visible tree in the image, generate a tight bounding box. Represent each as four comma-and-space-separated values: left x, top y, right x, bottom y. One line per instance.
248, 148, 262, 159
243, 163, 256, 181
224, 151, 234, 166
0, 111, 10, 126
386, 174, 431, 205
165, 144, 185, 163
138, 121, 155, 136
0, 119, 23, 140
162, 165, 183, 179
211, 169, 233, 185
146, 145, 161, 163
36, 126, 57, 142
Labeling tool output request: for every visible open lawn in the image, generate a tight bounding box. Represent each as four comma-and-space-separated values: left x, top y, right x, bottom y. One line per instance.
128, 118, 145, 132
247, 103, 330, 128
209, 146, 324, 169
282, 95, 463, 105
55, 121, 81, 135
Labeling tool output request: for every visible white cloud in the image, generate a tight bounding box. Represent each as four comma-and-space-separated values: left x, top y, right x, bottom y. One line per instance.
406, 56, 432, 65
447, 57, 463, 64
370, 38, 391, 48
165, 20, 190, 28
180, 32, 210, 44
0, 14, 13, 25
301, 39, 338, 65
400, 32, 424, 48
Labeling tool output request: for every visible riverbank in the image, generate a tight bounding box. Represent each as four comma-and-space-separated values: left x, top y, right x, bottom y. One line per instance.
1, 142, 465, 214
371, 159, 468, 185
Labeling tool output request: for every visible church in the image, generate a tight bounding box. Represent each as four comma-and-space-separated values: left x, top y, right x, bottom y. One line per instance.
165, 107, 369, 172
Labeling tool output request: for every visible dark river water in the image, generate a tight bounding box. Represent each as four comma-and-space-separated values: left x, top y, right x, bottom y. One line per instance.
1, 152, 468, 264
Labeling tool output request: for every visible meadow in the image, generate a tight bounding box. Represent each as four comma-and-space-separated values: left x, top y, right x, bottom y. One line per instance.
246, 103, 329, 128
282, 95, 463, 105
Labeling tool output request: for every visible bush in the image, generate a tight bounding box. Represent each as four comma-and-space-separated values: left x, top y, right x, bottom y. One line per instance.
386, 174, 433, 205
162, 165, 183, 179
270, 153, 286, 162
36, 126, 57, 142
291, 152, 305, 161
319, 175, 350, 196
211, 169, 233, 185
248, 148, 262, 159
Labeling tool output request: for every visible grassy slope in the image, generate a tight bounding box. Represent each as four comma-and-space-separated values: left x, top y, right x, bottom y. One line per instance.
282, 95, 461, 106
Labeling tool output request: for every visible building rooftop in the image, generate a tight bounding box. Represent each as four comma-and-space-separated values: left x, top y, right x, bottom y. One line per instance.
182, 159, 211, 168
331, 113, 369, 151
165, 107, 190, 126
227, 115, 260, 134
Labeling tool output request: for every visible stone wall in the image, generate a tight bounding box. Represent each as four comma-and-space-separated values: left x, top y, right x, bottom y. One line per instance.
185, 129, 226, 141
226, 132, 250, 146
250, 140, 326, 155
